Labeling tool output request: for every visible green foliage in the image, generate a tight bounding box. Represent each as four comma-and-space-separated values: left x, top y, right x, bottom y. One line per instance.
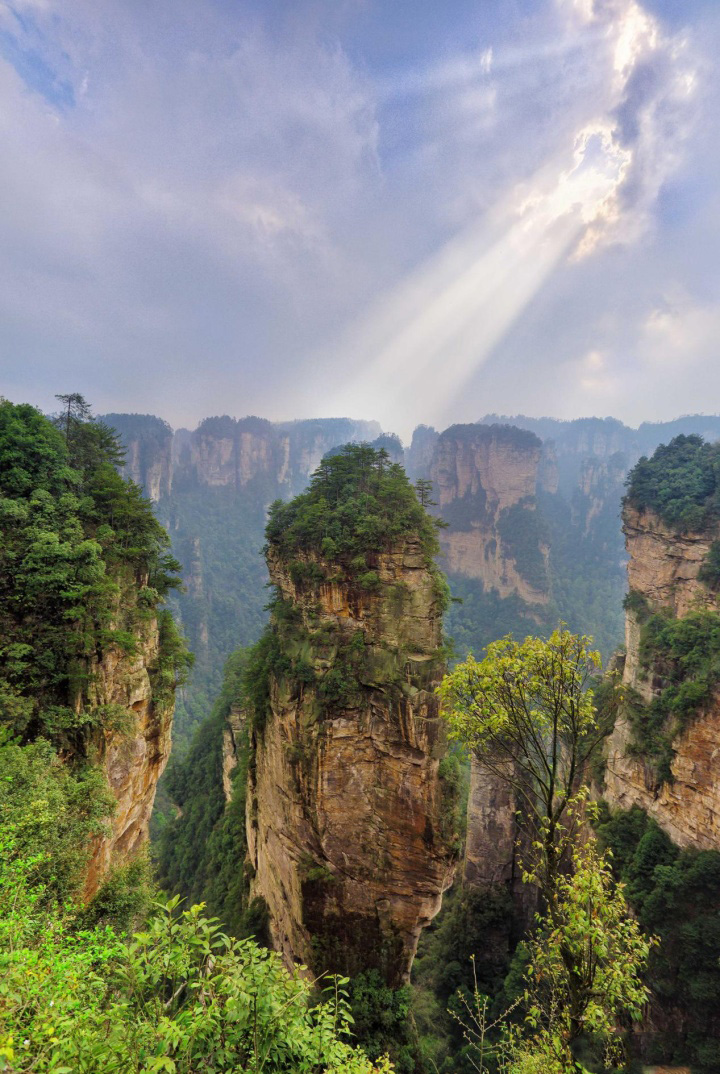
155, 649, 265, 941
81, 855, 157, 934
444, 580, 547, 663
348, 971, 417, 1074
0, 721, 388, 1071
625, 434, 720, 531
0, 731, 114, 905
265, 444, 445, 601
153, 609, 195, 705
597, 805, 720, 1072
699, 539, 720, 588
437, 828, 651, 1074
439, 630, 611, 893
518, 827, 651, 1064
496, 500, 549, 592
412, 883, 514, 1067
622, 588, 651, 621
628, 607, 720, 781
0, 398, 186, 745
0, 885, 390, 1072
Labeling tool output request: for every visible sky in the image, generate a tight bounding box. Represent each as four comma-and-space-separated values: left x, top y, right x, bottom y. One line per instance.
1, 0, 719, 441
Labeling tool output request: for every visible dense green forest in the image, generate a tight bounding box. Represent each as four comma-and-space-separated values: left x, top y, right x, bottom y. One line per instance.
0, 399, 386, 1073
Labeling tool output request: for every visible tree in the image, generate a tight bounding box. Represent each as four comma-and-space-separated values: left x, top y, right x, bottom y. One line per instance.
55, 392, 91, 441
414, 478, 436, 508
438, 628, 614, 898
453, 828, 653, 1073
438, 630, 647, 1070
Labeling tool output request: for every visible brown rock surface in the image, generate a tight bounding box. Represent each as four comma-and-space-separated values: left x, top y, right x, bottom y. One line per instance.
464, 759, 518, 887
604, 504, 720, 850
429, 425, 549, 603
247, 540, 457, 985
83, 582, 175, 897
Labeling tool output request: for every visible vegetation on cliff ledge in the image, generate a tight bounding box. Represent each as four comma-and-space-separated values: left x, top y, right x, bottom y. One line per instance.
622, 591, 720, 782
265, 442, 446, 584
241, 443, 449, 737
625, 433, 720, 531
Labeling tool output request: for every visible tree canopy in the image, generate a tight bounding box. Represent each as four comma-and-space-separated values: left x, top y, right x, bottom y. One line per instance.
0, 397, 185, 743
265, 443, 443, 572
438, 629, 610, 884
625, 434, 720, 531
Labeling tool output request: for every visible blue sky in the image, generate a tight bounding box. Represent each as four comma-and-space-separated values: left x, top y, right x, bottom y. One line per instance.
0, 0, 718, 440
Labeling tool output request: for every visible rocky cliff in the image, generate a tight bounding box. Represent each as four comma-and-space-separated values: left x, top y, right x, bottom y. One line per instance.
429, 424, 549, 604
108, 413, 382, 501
463, 759, 518, 888
245, 451, 456, 985
604, 502, 720, 851
81, 573, 177, 897
101, 414, 174, 502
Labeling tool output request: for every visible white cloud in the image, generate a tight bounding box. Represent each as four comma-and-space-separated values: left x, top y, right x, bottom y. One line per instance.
0, 0, 712, 435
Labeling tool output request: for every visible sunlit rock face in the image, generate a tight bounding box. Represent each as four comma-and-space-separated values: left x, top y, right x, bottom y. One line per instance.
429, 424, 550, 604
84, 575, 175, 897
604, 503, 720, 851
109, 414, 383, 500
246, 541, 456, 987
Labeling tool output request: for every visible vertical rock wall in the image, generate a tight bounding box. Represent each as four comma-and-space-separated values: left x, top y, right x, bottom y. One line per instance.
246, 540, 457, 985
84, 577, 175, 896
604, 503, 720, 850
428, 424, 550, 604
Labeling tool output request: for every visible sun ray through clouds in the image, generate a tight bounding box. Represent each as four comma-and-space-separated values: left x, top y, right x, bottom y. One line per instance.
315, 0, 697, 438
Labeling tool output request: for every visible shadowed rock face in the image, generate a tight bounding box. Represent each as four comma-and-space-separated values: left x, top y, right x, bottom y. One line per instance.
246, 540, 457, 986
429, 424, 549, 604
464, 760, 518, 889
604, 503, 720, 851
84, 575, 175, 898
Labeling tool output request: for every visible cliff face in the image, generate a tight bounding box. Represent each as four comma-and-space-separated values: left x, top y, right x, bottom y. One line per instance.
604, 504, 720, 851
109, 415, 383, 501
84, 578, 175, 896
464, 760, 517, 888
100, 414, 174, 503
571, 454, 628, 537
429, 425, 549, 604
122, 435, 173, 502
246, 541, 456, 986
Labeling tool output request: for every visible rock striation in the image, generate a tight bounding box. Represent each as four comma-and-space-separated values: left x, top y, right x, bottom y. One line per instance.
429, 424, 549, 603
107, 413, 382, 502
246, 540, 456, 986
84, 574, 176, 897
604, 503, 720, 850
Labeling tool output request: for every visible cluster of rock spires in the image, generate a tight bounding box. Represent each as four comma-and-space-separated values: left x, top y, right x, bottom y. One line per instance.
88, 411, 720, 997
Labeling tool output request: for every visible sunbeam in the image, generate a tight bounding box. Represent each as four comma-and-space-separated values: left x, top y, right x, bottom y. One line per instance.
319, 121, 630, 436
